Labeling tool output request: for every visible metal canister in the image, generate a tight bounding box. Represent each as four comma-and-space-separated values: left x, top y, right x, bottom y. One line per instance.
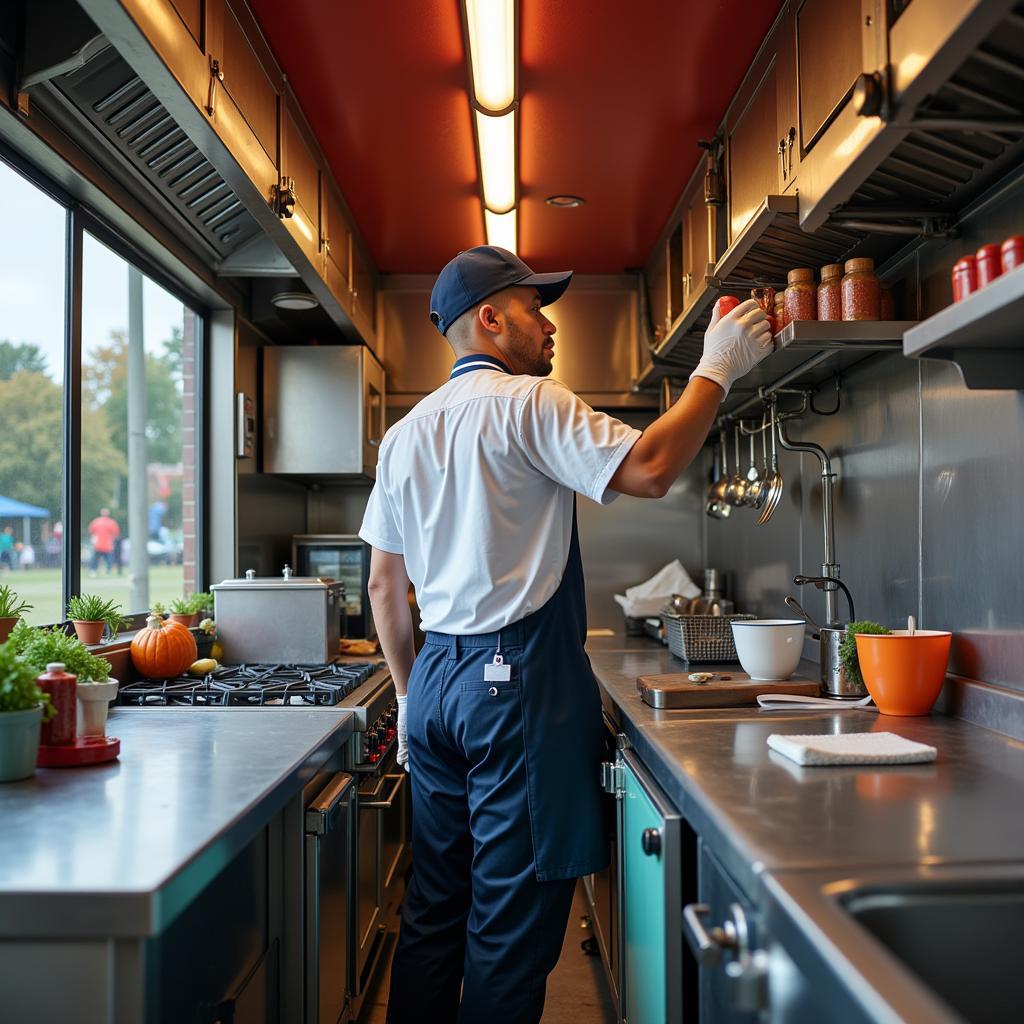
818, 626, 866, 699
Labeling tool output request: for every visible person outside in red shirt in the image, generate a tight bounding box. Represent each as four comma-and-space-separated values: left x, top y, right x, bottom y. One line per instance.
88, 508, 120, 576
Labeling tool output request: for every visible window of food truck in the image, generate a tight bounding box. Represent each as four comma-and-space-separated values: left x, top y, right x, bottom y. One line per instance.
0, 157, 67, 625
0, 152, 205, 626
80, 233, 200, 618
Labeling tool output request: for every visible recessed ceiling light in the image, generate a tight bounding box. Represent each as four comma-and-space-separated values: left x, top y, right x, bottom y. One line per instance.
270, 291, 320, 311
545, 195, 585, 208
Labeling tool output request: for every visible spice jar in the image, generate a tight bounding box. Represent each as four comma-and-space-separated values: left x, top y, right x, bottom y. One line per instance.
976, 244, 1002, 287
880, 283, 895, 321
38, 662, 77, 746
1001, 235, 1024, 273
784, 268, 817, 324
818, 264, 842, 321
951, 255, 977, 302
841, 258, 880, 320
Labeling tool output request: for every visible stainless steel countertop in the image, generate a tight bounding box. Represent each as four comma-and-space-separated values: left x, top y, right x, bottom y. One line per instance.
587, 637, 1024, 900
0, 707, 353, 938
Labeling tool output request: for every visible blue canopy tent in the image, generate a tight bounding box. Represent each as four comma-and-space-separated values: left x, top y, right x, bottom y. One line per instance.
0, 495, 51, 547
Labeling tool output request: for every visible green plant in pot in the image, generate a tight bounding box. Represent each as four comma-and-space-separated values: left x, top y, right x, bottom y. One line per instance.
66, 594, 130, 645
168, 596, 198, 627
195, 617, 217, 659
15, 626, 116, 739
0, 585, 32, 644
189, 592, 214, 618
0, 641, 55, 781
839, 620, 892, 689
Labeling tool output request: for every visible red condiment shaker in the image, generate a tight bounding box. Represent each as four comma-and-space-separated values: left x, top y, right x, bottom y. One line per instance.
1001, 235, 1024, 273
975, 244, 1002, 288
715, 295, 741, 318
951, 256, 977, 303
38, 662, 77, 746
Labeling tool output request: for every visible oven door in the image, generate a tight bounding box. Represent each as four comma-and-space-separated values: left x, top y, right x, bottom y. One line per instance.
354, 746, 410, 1001
305, 771, 355, 1024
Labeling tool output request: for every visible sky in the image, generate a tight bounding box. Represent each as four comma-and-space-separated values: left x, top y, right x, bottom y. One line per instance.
0, 159, 189, 382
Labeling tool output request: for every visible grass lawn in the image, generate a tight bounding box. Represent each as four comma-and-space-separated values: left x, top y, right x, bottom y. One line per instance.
5, 565, 185, 626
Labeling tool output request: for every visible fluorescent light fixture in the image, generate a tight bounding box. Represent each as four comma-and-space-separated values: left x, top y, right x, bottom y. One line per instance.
485, 208, 517, 252
464, 0, 516, 112
476, 110, 516, 213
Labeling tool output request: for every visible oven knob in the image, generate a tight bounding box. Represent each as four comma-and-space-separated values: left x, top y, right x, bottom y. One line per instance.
368, 752, 379, 763
386, 726, 396, 740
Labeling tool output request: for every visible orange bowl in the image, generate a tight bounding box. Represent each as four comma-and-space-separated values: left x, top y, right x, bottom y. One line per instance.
855, 630, 952, 716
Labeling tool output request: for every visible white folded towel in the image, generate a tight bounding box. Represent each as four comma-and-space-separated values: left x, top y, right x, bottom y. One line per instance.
613, 559, 700, 618
757, 693, 876, 711
767, 731, 938, 766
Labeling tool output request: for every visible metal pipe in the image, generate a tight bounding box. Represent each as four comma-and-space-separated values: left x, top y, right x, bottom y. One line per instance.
777, 417, 841, 626
128, 265, 149, 612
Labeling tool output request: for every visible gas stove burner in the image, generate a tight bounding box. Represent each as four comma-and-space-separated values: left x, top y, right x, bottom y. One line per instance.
117, 661, 382, 708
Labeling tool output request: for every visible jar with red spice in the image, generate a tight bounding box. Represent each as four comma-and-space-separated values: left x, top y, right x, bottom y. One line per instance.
38, 662, 77, 746
976, 244, 1002, 288
1000, 235, 1023, 273
841, 258, 880, 320
951, 255, 977, 302
818, 264, 842, 321
784, 268, 817, 324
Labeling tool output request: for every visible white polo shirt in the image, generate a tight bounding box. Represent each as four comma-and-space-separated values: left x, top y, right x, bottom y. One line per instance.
359, 356, 641, 634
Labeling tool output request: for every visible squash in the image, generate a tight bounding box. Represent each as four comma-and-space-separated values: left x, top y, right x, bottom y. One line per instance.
131, 614, 198, 679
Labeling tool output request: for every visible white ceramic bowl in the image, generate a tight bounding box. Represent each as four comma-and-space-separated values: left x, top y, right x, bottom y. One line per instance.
731, 619, 805, 681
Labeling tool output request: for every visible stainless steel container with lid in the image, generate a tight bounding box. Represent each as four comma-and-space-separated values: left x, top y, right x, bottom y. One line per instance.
212, 566, 344, 664
685, 569, 735, 616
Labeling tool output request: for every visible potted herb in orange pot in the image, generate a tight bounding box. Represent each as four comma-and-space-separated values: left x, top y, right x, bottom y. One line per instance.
66, 594, 129, 645
0, 585, 32, 643
167, 597, 197, 628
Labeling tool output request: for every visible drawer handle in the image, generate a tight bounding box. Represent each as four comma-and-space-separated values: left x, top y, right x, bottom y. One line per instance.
362, 772, 406, 810
683, 902, 733, 966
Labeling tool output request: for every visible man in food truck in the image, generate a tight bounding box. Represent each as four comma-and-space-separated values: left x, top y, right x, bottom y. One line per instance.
360, 245, 771, 1023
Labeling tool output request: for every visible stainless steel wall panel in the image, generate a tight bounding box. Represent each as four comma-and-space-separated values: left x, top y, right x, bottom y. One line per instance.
920, 358, 1024, 688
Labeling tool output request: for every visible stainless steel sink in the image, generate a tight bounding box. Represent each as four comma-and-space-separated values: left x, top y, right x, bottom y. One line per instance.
761, 864, 1024, 1024
840, 881, 1024, 1024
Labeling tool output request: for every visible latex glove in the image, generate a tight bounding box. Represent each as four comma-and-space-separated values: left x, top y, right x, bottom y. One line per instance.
690, 298, 773, 397
396, 693, 409, 773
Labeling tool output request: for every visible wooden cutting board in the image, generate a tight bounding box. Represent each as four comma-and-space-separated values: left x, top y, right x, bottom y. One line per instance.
637, 671, 820, 709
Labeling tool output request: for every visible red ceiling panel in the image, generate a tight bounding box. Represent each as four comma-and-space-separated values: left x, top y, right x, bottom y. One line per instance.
248, 0, 782, 275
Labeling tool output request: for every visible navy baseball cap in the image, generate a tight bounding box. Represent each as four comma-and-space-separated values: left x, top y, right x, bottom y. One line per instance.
429, 246, 573, 336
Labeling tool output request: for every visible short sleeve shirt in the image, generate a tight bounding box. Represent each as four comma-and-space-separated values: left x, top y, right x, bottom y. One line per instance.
359, 362, 640, 634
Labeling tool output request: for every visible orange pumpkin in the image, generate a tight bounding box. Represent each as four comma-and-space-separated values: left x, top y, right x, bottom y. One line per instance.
131, 614, 198, 679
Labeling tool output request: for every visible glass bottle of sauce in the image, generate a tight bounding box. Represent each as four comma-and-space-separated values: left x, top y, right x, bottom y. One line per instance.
774, 293, 788, 334
818, 264, 842, 321
784, 268, 817, 324
38, 662, 77, 746
841, 258, 881, 320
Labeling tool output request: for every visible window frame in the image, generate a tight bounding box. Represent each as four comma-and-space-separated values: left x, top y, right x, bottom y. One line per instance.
0, 143, 210, 629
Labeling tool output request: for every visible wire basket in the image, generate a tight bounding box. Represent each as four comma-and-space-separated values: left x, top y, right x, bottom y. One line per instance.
660, 611, 756, 664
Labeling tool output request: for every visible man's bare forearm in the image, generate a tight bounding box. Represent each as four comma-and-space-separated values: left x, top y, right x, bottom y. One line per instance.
367, 550, 416, 695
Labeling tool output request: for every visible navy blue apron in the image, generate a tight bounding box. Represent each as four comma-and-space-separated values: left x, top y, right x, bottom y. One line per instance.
386, 354, 607, 1023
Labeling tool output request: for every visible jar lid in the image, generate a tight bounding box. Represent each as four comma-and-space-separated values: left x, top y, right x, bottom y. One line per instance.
820, 263, 843, 280
844, 257, 875, 273
975, 243, 1001, 258
787, 268, 814, 284
45, 663, 66, 672
1001, 235, 1024, 250
952, 255, 976, 269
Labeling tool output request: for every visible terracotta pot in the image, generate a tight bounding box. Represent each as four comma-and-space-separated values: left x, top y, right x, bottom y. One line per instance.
77, 678, 119, 738
168, 613, 196, 628
0, 616, 19, 644
72, 620, 105, 645
855, 630, 952, 716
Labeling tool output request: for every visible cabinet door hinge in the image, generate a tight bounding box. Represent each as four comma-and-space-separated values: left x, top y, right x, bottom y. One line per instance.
601, 760, 625, 797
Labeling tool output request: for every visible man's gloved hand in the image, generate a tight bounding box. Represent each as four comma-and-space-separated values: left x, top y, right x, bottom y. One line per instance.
690, 298, 773, 397
396, 693, 409, 773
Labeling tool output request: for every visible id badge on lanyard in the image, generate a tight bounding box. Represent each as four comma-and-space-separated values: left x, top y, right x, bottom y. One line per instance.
484, 650, 511, 683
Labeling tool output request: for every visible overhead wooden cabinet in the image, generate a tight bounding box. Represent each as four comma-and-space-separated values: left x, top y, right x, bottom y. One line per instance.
321, 181, 353, 313
643, 238, 671, 346
349, 235, 377, 342
280, 96, 322, 272
682, 169, 716, 318
774, 2, 800, 194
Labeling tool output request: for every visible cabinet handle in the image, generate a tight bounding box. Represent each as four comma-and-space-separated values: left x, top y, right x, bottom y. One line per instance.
205, 57, 224, 117
778, 138, 787, 181
362, 772, 406, 810
787, 127, 796, 176
641, 827, 662, 856
683, 903, 731, 966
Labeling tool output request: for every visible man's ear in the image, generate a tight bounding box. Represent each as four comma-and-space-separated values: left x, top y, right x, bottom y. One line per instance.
477, 301, 503, 335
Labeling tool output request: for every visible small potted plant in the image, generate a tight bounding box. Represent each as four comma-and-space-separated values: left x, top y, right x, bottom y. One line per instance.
0, 642, 54, 781
168, 597, 197, 627
14, 626, 116, 738
150, 602, 167, 618
66, 594, 130, 645
190, 592, 214, 619
0, 584, 32, 643
195, 618, 217, 659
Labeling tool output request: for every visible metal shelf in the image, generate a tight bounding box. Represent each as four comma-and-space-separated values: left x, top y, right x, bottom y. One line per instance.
903, 265, 1024, 388
720, 321, 916, 416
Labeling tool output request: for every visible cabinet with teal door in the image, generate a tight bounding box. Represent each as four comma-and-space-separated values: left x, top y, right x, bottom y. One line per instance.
615, 748, 686, 1023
